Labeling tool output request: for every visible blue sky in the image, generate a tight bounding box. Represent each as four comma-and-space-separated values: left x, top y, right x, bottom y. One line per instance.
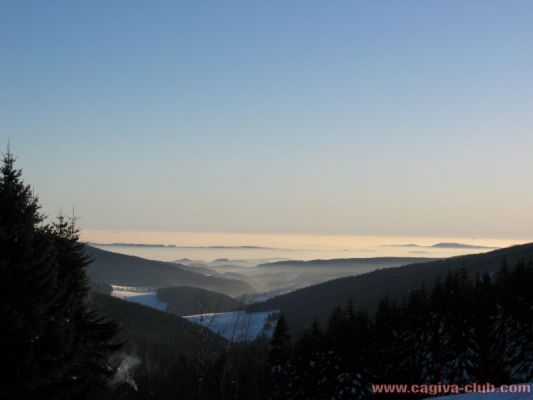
1, 1, 532, 238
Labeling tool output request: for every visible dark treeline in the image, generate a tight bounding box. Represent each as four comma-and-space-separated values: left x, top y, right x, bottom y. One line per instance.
113, 259, 533, 400
267, 260, 533, 399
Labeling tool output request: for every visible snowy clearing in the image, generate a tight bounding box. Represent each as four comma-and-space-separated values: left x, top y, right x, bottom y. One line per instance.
427, 384, 533, 399
111, 285, 167, 311
184, 310, 278, 341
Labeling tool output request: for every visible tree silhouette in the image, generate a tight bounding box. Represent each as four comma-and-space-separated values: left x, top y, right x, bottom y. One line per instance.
268, 313, 292, 399
0, 150, 118, 400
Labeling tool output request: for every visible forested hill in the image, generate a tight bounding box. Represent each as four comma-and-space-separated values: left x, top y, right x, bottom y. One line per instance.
157, 286, 243, 316
85, 246, 255, 297
249, 242, 533, 331
258, 257, 436, 268
91, 293, 227, 398
91, 293, 224, 357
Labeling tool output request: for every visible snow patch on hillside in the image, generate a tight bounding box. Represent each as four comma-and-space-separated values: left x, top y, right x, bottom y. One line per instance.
111, 285, 167, 311
184, 310, 278, 341
427, 384, 533, 399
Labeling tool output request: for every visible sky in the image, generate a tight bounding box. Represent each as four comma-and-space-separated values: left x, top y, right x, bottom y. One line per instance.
1, 1, 533, 240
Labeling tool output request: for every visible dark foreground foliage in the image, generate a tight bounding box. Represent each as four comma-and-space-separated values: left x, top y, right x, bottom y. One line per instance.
268, 259, 533, 399
102, 301, 270, 400
110, 258, 533, 400
0, 151, 119, 400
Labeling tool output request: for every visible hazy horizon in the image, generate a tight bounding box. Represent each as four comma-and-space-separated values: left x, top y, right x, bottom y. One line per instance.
81, 229, 530, 262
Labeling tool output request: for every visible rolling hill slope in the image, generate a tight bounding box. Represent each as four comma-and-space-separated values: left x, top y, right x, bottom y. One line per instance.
249, 243, 533, 331
157, 286, 243, 316
258, 256, 436, 269
91, 293, 224, 356
85, 245, 255, 297
91, 293, 226, 398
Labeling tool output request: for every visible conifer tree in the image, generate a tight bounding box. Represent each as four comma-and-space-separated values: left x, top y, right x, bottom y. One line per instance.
494, 260, 533, 382
397, 286, 432, 383
268, 314, 292, 399
0, 151, 118, 399
292, 320, 325, 399
370, 297, 400, 383
473, 271, 496, 381
49, 215, 119, 399
439, 269, 479, 384
0, 150, 57, 399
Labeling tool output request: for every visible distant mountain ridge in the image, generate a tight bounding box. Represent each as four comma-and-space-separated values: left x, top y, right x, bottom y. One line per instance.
249, 243, 533, 331
258, 257, 437, 268
431, 242, 498, 249
85, 245, 255, 297
93, 243, 281, 250
386, 242, 498, 249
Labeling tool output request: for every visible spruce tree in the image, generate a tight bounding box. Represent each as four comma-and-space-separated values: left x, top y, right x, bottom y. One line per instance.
292, 320, 323, 399
0, 150, 57, 399
0, 151, 118, 399
439, 269, 479, 384
494, 260, 533, 382
370, 298, 401, 383
397, 286, 432, 383
49, 215, 120, 399
473, 272, 496, 381
268, 314, 292, 399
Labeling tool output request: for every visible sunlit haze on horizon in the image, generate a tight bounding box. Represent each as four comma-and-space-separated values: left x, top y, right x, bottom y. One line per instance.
81, 229, 529, 262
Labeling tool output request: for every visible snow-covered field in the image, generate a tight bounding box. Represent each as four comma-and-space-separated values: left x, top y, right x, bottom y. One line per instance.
111, 285, 168, 311
110, 285, 278, 341
427, 385, 533, 399
184, 310, 278, 341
